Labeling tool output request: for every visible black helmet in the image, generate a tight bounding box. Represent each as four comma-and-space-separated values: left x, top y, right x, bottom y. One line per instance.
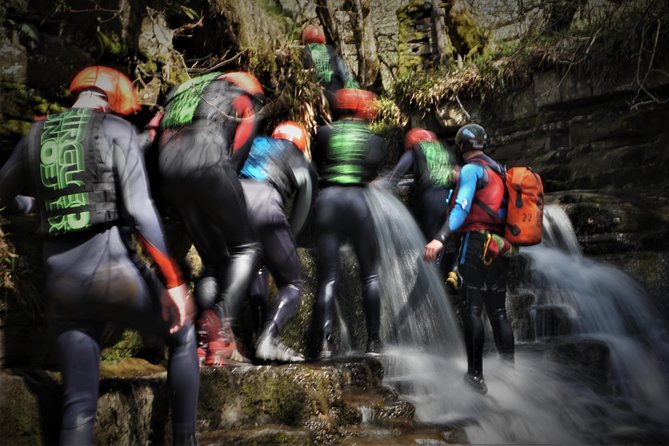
455, 124, 487, 154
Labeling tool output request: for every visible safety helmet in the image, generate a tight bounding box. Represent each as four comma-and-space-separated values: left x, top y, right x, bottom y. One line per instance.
69, 66, 141, 115
271, 121, 309, 153
218, 71, 264, 96
405, 128, 437, 151
455, 123, 487, 154
333, 88, 378, 121
302, 24, 326, 44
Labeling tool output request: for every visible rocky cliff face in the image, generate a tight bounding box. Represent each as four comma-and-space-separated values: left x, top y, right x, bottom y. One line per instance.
420, 62, 669, 323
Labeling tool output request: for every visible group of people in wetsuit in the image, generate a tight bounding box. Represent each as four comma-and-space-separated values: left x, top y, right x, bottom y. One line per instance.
0, 23, 517, 445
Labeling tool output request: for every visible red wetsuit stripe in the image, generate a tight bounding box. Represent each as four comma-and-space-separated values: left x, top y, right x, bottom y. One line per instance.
137, 235, 183, 289
231, 95, 255, 152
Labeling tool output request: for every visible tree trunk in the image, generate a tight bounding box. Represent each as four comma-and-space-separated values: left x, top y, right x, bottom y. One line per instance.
315, 0, 343, 54
347, 0, 380, 89
431, 0, 450, 68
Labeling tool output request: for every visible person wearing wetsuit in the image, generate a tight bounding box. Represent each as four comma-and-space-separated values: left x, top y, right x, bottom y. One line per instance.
239, 121, 318, 363
301, 24, 359, 109
424, 123, 515, 395
311, 88, 385, 358
155, 71, 264, 366
0, 66, 199, 445
384, 127, 458, 248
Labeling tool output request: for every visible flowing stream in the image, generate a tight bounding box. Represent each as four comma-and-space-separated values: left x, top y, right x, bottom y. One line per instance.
363, 188, 669, 444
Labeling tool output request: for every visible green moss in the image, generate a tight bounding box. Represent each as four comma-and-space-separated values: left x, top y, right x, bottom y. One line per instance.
371, 96, 406, 164
197, 369, 232, 426
240, 370, 309, 425
100, 329, 143, 363
450, 9, 487, 58
33, 96, 67, 115
0, 119, 31, 138
97, 30, 127, 56
397, 1, 425, 77
0, 375, 40, 446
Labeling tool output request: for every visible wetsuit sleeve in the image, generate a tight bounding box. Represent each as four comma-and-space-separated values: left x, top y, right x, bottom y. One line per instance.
137, 111, 163, 154
434, 163, 483, 240
367, 134, 386, 179
230, 94, 262, 173
329, 46, 358, 88
289, 160, 318, 237
106, 116, 183, 289
0, 137, 29, 212
383, 151, 414, 189
302, 46, 314, 70
311, 125, 332, 172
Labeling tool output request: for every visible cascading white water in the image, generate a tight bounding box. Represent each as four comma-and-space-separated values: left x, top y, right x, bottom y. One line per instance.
364, 190, 669, 444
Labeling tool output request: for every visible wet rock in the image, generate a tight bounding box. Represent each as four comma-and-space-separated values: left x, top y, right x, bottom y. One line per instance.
0, 356, 424, 445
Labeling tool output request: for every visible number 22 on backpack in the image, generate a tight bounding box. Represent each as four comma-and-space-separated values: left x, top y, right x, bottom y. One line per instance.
505, 167, 544, 246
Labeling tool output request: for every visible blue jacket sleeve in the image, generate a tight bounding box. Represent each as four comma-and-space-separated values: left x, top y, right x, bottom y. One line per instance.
433, 162, 485, 241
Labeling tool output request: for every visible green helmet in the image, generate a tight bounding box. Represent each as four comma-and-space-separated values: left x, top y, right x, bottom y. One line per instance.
455, 124, 487, 154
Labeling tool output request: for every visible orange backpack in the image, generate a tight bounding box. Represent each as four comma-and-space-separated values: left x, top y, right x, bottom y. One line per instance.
504, 166, 544, 245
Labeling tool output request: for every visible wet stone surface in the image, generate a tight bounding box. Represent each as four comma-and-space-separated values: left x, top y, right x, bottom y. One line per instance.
0, 356, 470, 445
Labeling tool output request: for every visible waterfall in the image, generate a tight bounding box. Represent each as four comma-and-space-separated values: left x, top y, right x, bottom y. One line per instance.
364, 190, 669, 444
364, 187, 463, 357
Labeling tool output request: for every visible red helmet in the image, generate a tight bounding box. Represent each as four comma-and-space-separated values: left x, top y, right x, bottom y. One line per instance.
271, 121, 309, 152
218, 71, 264, 96
302, 24, 326, 44
333, 88, 378, 121
69, 66, 141, 115
405, 128, 437, 151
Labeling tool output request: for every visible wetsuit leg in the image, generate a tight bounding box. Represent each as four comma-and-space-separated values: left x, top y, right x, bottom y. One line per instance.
262, 226, 303, 334
113, 241, 201, 438
170, 165, 261, 322
53, 321, 104, 446
243, 182, 304, 336
457, 232, 488, 377
462, 286, 486, 376
315, 231, 340, 342
349, 191, 381, 342
249, 267, 270, 333
484, 256, 514, 363
485, 290, 515, 363
166, 323, 200, 437
314, 188, 344, 343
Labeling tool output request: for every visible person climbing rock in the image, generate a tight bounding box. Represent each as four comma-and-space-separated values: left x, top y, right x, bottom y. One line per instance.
154, 71, 265, 366
424, 123, 516, 395
311, 88, 386, 359
383, 127, 460, 269
301, 24, 360, 110
239, 121, 318, 363
0, 66, 199, 445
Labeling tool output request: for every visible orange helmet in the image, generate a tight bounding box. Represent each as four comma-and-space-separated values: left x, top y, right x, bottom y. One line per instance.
271, 121, 309, 152
218, 71, 264, 96
405, 128, 437, 151
69, 66, 141, 115
301, 24, 326, 44
333, 88, 378, 121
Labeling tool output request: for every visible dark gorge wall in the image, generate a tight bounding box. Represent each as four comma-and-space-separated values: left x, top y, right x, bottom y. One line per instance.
429, 62, 669, 324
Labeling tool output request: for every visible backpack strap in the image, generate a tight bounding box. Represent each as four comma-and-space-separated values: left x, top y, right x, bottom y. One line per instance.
469, 156, 507, 218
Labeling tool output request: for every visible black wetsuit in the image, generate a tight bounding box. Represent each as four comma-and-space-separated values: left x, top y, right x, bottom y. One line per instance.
240, 136, 317, 336
0, 108, 199, 444
437, 153, 514, 378
311, 119, 385, 347
385, 140, 456, 242
302, 43, 358, 107
156, 73, 262, 324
